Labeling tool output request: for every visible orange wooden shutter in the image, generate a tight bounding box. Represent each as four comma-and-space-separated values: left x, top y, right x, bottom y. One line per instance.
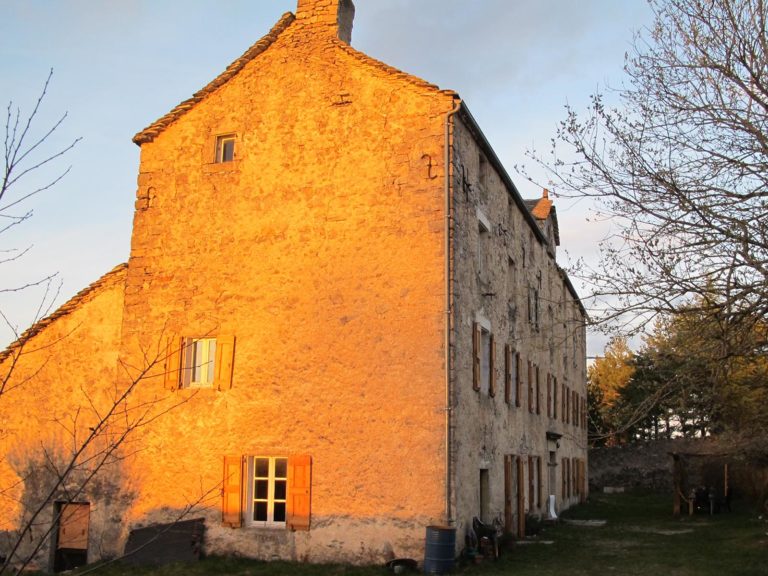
504, 345, 512, 404
535, 365, 541, 414
571, 391, 575, 424
537, 457, 543, 508
573, 390, 577, 425
577, 395, 582, 428
472, 323, 481, 391
575, 392, 581, 428
562, 458, 567, 497
527, 361, 532, 413
528, 455, 534, 510
553, 376, 558, 419
562, 381, 566, 422
214, 335, 236, 390
515, 353, 522, 408
547, 373, 552, 418
577, 459, 583, 499
571, 458, 579, 496
575, 459, 580, 497
504, 454, 513, 533
516, 456, 525, 536
489, 334, 496, 397
222, 455, 243, 527
164, 337, 182, 390
287, 455, 312, 531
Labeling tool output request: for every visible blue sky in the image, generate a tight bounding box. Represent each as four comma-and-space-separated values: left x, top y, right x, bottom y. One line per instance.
0, 1, 653, 353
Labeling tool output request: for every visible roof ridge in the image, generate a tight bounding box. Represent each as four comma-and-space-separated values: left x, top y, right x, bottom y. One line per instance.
132, 12, 296, 145
0, 263, 128, 364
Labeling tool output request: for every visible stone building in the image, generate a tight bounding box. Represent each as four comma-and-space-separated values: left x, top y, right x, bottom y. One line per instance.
0, 0, 587, 570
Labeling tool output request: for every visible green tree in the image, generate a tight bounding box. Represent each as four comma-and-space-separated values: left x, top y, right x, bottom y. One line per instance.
602, 305, 768, 449
587, 337, 635, 445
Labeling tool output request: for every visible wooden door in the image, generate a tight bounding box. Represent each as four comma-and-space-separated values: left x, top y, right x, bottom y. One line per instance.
58, 503, 89, 550
504, 455, 514, 534
516, 457, 526, 537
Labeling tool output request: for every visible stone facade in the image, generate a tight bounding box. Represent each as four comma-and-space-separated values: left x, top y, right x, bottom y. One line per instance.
0, 0, 587, 570
0, 265, 132, 568
449, 115, 588, 540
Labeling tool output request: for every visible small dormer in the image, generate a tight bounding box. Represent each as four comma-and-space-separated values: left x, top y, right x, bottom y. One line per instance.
295, 0, 355, 44
526, 188, 560, 257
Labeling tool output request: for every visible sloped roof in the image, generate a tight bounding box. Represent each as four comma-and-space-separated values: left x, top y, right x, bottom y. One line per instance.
525, 189, 561, 246
334, 41, 455, 96
523, 199, 539, 213
133, 12, 296, 145
0, 263, 127, 364
132, 10, 456, 146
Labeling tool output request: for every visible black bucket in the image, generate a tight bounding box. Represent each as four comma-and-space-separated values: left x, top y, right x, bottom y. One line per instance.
423, 525, 456, 574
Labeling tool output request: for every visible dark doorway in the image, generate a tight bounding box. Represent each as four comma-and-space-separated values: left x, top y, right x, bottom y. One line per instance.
53, 502, 89, 573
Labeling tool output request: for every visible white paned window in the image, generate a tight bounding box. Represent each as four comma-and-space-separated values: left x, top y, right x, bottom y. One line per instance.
215, 134, 236, 163
181, 337, 216, 388
247, 457, 288, 527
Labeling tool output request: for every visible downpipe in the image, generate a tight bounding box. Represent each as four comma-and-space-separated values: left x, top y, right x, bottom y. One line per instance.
444, 97, 461, 525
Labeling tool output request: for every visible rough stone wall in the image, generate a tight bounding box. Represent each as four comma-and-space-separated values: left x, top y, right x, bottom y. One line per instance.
449, 115, 588, 542
589, 438, 766, 502
117, 13, 457, 565
589, 442, 675, 492
0, 4, 591, 569
295, 0, 355, 44
0, 266, 130, 570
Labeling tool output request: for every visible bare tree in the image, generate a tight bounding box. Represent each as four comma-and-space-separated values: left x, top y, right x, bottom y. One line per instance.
0, 333, 215, 574
526, 0, 768, 338
1, 68, 80, 360
0, 73, 210, 574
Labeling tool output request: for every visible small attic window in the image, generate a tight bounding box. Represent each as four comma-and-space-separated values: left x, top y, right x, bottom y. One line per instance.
216, 134, 236, 163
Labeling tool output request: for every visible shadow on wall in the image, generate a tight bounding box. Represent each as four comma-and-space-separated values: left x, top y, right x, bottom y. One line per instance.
1, 439, 137, 573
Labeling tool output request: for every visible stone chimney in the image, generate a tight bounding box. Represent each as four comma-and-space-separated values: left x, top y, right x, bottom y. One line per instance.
296, 0, 355, 44
531, 188, 553, 220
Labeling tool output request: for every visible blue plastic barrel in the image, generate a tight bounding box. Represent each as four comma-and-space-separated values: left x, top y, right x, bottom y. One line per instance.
423, 525, 456, 574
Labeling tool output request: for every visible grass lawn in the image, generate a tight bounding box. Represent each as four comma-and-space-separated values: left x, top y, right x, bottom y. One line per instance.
479, 492, 767, 576
69, 492, 767, 576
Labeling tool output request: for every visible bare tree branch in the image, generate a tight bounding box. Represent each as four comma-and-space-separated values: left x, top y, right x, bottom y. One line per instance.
522, 0, 768, 335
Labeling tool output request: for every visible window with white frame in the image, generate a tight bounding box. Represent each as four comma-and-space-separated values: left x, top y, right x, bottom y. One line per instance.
221, 454, 311, 530
165, 334, 235, 391
181, 337, 217, 388
215, 134, 236, 163
247, 456, 288, 526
